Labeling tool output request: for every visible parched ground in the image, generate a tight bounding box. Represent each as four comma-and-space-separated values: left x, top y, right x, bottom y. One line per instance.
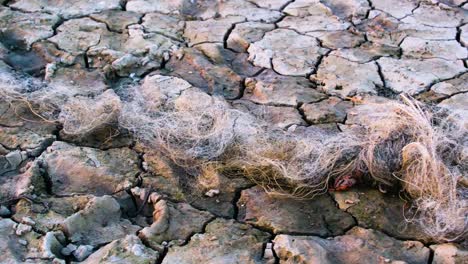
0, 0, 467, 263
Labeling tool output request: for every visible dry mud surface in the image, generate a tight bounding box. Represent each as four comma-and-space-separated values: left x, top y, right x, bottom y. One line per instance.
0, 0, 467, 263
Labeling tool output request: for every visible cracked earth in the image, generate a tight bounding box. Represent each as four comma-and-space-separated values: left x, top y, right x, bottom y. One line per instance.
0, 0, 467, 263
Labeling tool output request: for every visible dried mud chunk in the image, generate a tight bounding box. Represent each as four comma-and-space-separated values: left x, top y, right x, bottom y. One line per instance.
162, 218, 269, 264
237, 186, 355, 236
248, 29, 328, 76
38, 142, 139, 196
274, 227, 430, 264
61, 196, 140, 246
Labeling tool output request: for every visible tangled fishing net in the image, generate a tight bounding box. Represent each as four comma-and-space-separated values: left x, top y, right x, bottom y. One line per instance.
0, 63, 58, 122
59, 90, 122, 136
2, 68, 466, 242
119, 76, 466, 241
119, 75, 252, 169
243, 97, 466, 241
355, 97, 467, 241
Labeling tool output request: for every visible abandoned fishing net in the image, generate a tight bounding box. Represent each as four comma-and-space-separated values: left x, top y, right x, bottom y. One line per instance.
1, 63, 124, 138
0, 63, 58, 121
119, 76, 466, 241
225, 127, 363, 198
119, 77, 245, 169
2, 68, 466, 242
353, 97, 467, 241
59, 89, 122, 136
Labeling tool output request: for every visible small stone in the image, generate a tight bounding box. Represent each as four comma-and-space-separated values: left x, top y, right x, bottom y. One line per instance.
18, 239, 28, 246
73, 245, 94, 261
15, 223, 32, 236
131, 244, 145, 256
205, 189, 220, 197
0, 205, 11, 217
61, 244, 77, 256
288, 125, 297, 132
264, 242, 274, 259
142, 161, 149, 171
22, 216, 36, 226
